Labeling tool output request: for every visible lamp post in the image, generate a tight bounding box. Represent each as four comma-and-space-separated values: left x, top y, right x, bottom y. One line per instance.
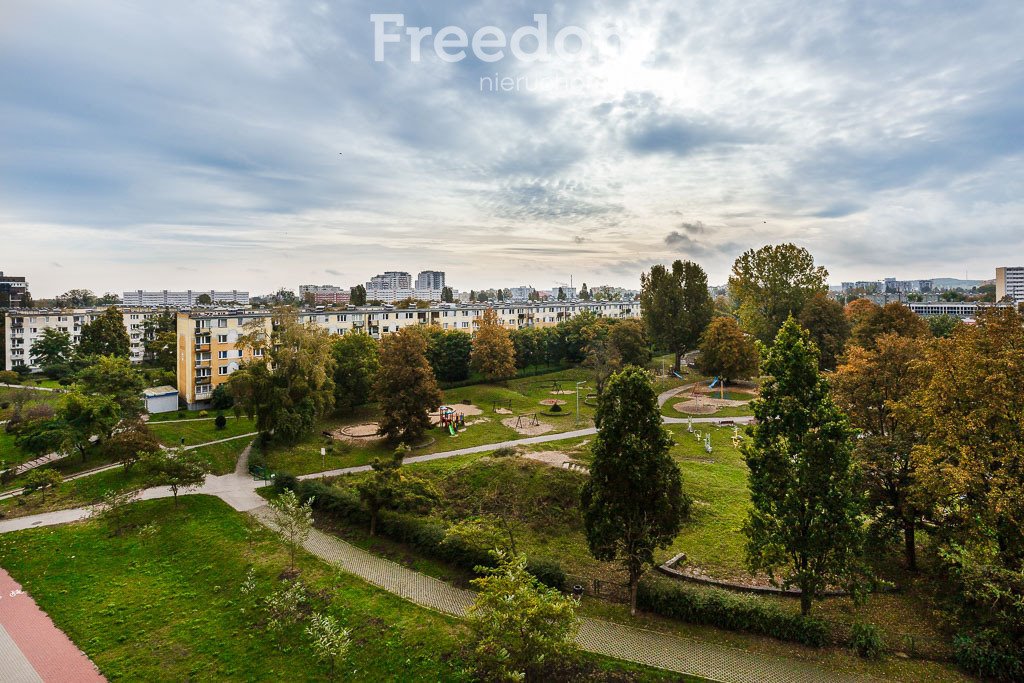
575, 381, 586, 427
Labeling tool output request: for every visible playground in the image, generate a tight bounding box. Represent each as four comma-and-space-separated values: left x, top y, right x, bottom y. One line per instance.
501, 414, 553, 436
669, 378, 758, 417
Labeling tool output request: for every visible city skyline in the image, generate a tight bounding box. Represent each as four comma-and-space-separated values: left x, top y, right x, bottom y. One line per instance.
2, 1, 1023, 296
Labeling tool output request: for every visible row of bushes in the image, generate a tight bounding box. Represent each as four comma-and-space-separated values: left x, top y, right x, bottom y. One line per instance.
279, 477, 567, 590
953, 632, 1023, 682
637, 576, 831, 647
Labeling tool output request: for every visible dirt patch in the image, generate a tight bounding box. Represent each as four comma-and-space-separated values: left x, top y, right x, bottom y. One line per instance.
539, 398, 567, 406
501, 416, 553, 436
549, 390, 575, 395
522, 450, 579, 468
466, 418, 489, 426
673, 400, 718, 415
333, 423, 383, 441
494, 407, 512, 414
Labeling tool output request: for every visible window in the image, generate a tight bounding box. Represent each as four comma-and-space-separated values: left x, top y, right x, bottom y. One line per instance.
217, 318, 227, 328
218, 350, 228, 359
254, 349, 263, 357
217, 334, 228, 343
219, 367, 228, 375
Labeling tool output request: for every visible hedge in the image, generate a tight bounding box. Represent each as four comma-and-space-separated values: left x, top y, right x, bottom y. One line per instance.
637, 576, 830, 647
292, 479, 566, 590
952, 632, 1024, 681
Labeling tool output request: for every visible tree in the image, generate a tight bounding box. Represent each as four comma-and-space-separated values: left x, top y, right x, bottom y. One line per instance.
195, 293, 213, 305
510, 327, 542, 371
844, 299, 880, 337
30, 327, 72, 377
56, 289, 97, 307
142, 448, 210, 506
356, 445, 436, 535
349, 284, 367, 306
21, 468, 63, 497
57, 390, 120, 461
268, 488, 315, 570
103, 417, 161, 470
742, 318, 864, 615
850, 302, 930, 349
441, 286, 454, 303
927, 313, 960, 339
94, 488, 140, 536
230, 310, 336, 443
608, 318, 651, 368
697, 317, 758, 384
467, 550, 579, 683
580, 366, 688, 615
78, 307, 130, 358
305, 612, 351, 676
210, 384, 234, 410
579, 283, 590, 301
76, 355, 146, 418
471, 308, 516, 381
640, 260, 713, 372
331, 332, 379, 413
798, 291, 851, 370
557, 287, 566, 301
729, 244, 829, 343
374, 328, 442, 443
832, 334, 929, 570
427, 329, 472, 382
582, 321, 622, 396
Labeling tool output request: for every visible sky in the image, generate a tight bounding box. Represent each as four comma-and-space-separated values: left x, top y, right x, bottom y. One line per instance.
1, 0, 1023, 298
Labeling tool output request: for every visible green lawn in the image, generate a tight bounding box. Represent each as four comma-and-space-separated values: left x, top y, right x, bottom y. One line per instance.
148, 417, 256, 474
0, 466, 148, 519
321, 429, 957, 667
0, 496, 686, 682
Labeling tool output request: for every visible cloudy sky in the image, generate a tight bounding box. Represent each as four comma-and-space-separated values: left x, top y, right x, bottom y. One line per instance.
2, 0, 1022, 297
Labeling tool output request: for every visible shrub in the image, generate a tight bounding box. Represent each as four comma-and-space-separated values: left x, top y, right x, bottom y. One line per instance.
199, 410, 209, 418
273, 472, 299, 494
177, 411, 186, 419
21, 468, 63, 496
492, 446, 518, 458
58, 377, 74, 386
953, 632, 1024, 681
636, 577, 830, 647
210, 385, 234, 410
549, 403, 562, 413
297, 480, 565, 588
0, 370, 19, 384
0, 402, 9, 410
850, 622, 885, 660
214, 413, 227, 430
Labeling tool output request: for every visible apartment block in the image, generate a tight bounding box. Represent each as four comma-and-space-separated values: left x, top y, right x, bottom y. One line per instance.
123, 289, 250, 307
907, 301, 1013, 320
176, 300, 638, 406
298, 284, 351, 305
996, 267, 1024, 304
4, 307, 162, 371
0, 272, 29, 307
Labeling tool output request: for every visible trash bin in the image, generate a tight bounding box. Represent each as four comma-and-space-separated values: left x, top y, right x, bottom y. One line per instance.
572, 585, 584, 599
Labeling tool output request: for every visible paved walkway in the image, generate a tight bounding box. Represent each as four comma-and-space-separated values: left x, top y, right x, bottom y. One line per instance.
0, 383, 62, 393
0, 568, 105, 682
251, 506, 872, 683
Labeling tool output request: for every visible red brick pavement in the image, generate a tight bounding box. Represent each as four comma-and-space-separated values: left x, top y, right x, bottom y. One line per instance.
0, 568, 105, 682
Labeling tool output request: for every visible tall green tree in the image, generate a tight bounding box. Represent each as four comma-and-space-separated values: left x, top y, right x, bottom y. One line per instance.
580, 366, 689, 615
798, 291, 851, 370
30, 327, 72, 376
356, 444, 436, 536
926, 313, 960, 338
230, 310, 336, 442
427, 329, 472, 382
76, 355, 146, 418
374, 328, 443, 443
350, 284, 367, 306
850, 302, 930, 349
78, 307, 131, 358
697, 316, 758, 384
640, 260, 713, 372
609, 318, 652, 368
729, 244, 828, 343
742, 318, 864, 615
56, 289, 96, 307
331, 332, 379, 413
142, 448, 210, 506
268, 488, 315, 570
142, 312, 177, 371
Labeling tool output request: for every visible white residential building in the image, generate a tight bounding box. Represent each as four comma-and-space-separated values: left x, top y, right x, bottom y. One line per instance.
365, 271, 413, 303
123, 290, 249, 307
4, 307, 163, 371
996, 267, 1024, 304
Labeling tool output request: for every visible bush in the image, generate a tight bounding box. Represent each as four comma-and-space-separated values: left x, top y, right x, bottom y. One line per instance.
850, 622, 885, 660
214, 413, 227, 430
199, 410, 209, 418
953, 632, 1024, 681
637, 577, 830, 647
492, 446, 518, 458
177, 411, 186, 419
0, 402, 9, 410
210, 385, 234, 410
549, 403, 562, 413
0, 370, 19, 384
273, 472, 299, 494
21, 468, 63, 496
297, 480, 565, 588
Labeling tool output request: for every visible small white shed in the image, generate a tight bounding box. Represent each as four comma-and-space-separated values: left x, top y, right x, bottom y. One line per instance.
143, 386, 179, 414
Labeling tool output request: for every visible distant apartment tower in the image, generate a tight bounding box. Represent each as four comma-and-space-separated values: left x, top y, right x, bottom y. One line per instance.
415, 271, 445, 291
122, 290, 249, 307
298, 284, 351, 305
507, 286, 535, 301
365, 271, 413, 303
0, 272, 29, 307
996, 267, 1024, 304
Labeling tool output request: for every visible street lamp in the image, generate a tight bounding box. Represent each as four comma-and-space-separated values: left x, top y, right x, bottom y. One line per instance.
575, 380, 586, 427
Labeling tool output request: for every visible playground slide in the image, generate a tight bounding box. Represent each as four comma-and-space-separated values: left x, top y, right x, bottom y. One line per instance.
709, 376, 721, 389
449, 424, 456, 436
672, 371, 685, 380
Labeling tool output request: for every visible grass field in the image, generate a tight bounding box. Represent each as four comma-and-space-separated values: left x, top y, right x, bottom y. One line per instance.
0, 496, 689, 682
149, 416, 256, 474
320, 425, 956, 666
